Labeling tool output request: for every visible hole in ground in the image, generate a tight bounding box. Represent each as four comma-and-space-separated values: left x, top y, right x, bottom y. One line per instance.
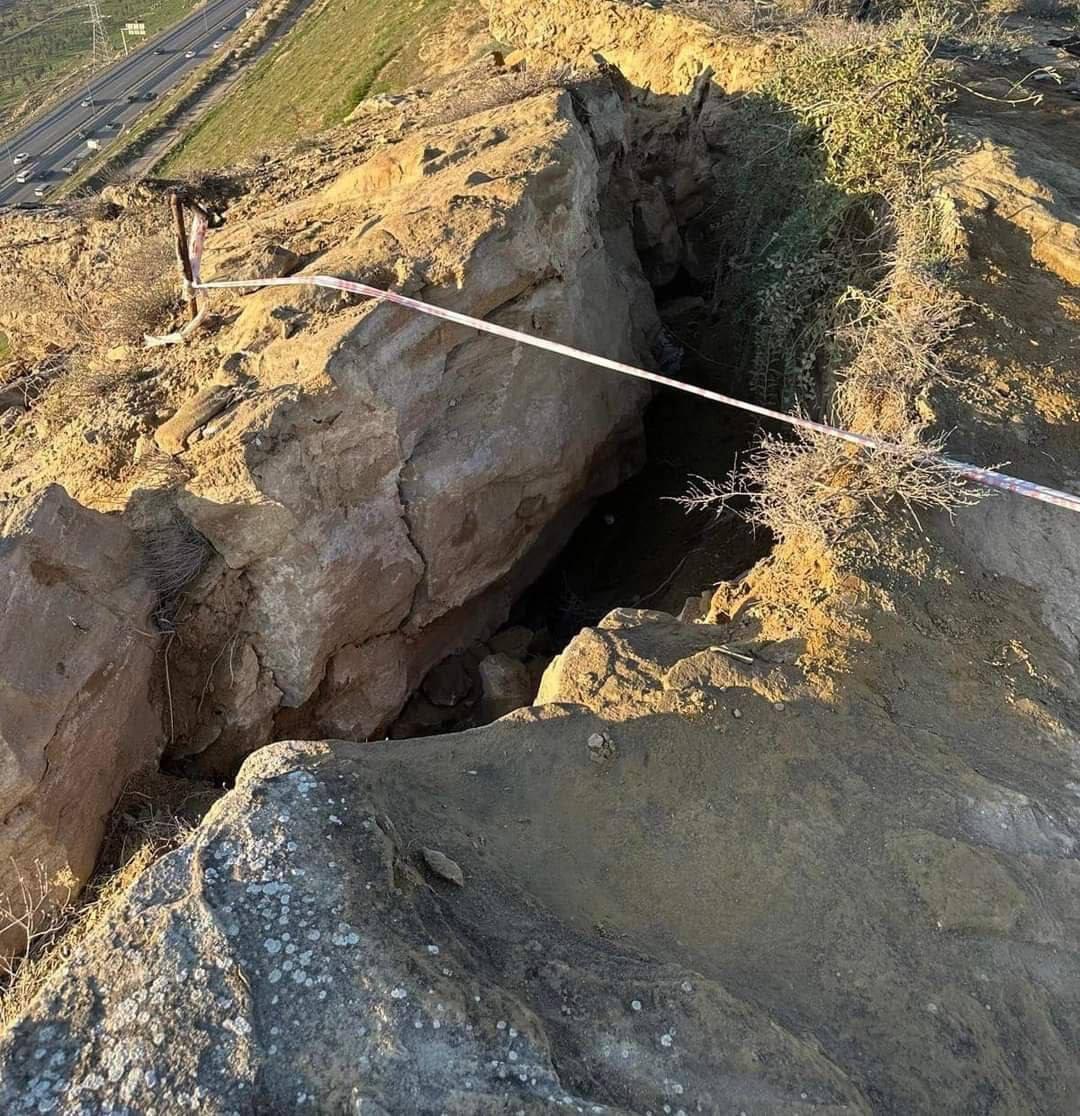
392, 284, 776, 739
511, 349, 769, 645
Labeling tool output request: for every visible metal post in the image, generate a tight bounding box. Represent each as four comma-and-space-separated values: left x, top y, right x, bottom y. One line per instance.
169, 193, 199, 321
120, 28, 129, 56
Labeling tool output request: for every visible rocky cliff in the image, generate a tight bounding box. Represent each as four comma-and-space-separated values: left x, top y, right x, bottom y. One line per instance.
1, 0, 1080, 1111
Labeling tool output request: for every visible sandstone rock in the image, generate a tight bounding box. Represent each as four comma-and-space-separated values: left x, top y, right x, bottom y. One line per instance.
6, 615, 1080, 1114
0, 486, 160, 948
421, 846, 464, 886
633, 180, 683, 287
421, 655, 473, 708
477, 651, 533, 720
166, 85, 658, 771
943, 138, 1080, 287
315, 633, 410, 739
153, 382, 237, 455
488, 623, 534, 658
0, 737, 867, 1113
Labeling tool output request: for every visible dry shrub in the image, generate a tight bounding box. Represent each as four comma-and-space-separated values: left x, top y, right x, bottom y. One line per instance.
667, 0, 861, 34
136, 509, 213, 600
1, 230, 179, 356
685, 5, 984, 555
679, 429, 982, 549
28, 356, 129, 436
100, 232, 180, 344
66, 192, 121, 223
832, 277, 963, 437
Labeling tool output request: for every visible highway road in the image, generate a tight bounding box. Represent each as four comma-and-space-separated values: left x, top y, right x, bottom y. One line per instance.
0, 0, 257, 207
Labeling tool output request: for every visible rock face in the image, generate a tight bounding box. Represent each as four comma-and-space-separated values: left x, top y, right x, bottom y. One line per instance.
0, 486, 160, 948
4, 581, 1079, 1112
477, 651, 533, 719
0, 736, 865, 1114
164, 84, 658, 772
487, 0, 771, 95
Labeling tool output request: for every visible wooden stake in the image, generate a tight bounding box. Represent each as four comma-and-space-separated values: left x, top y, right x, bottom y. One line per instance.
169, 192, 199, 322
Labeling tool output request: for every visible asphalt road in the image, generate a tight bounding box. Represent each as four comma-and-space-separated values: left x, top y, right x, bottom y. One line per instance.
0, 0, 257, 207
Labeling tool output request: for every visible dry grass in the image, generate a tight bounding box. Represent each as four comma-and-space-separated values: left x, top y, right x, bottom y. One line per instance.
426, 65, 582, 126
27, 357, 126, 436
0, 775, 208, 1034
683, 5, 987, 556
671, 0, 862, 34
136, 510, 213, 600
0, 229, 178, 358
101, 233, 181, 345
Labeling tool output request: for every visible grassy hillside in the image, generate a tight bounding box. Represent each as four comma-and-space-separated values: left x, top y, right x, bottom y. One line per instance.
160, 0, 457, 171
0, 0, 197, 121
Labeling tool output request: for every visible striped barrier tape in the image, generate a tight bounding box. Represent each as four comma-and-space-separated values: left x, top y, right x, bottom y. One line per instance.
152, 207, 1080, 516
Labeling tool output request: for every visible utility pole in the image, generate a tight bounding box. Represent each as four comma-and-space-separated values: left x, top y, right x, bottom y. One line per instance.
84, 0, 111, 107
85, 0, 111, 80
87, 0, 110, 69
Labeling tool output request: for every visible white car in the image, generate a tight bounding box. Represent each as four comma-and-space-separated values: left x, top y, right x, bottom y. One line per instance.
212, 41, 222, 49
185, 49, 196, 58
34, 185, 46, 197
13, 152, 29, 165
15, 169, 32, 183
81, 97, 93, 107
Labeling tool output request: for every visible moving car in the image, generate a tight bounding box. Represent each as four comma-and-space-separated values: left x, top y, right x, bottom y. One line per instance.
61, 159, 79, 174
185, 49, 196, 58
153, 48, 164, 55
212, 41, 222, 49
13, 152, 29, 165
34, 185, 46, 197
15, 169, 32, 183
81, 97, 92, 107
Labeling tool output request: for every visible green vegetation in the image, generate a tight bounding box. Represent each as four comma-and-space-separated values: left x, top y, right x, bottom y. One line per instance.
161, 0, 455, 172
0, 0, 197, 121
689, 8, 985, 550
714, 18, 951, 415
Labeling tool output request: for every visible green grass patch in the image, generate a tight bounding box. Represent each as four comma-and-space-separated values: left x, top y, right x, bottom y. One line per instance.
0, 0, 197, 121
161, 0, 455, 172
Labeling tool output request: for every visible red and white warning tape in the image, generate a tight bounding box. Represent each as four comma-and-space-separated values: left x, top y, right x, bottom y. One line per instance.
149, 208, 1080, 516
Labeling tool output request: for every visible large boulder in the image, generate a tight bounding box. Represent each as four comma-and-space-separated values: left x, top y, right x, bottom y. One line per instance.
0, 486, 161, 948
0, 734, 865, 1114
3, 586, 1079, 1112
163, 84, 658, 773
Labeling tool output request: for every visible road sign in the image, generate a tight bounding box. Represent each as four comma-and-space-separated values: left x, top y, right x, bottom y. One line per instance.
123, 22, 147, 35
